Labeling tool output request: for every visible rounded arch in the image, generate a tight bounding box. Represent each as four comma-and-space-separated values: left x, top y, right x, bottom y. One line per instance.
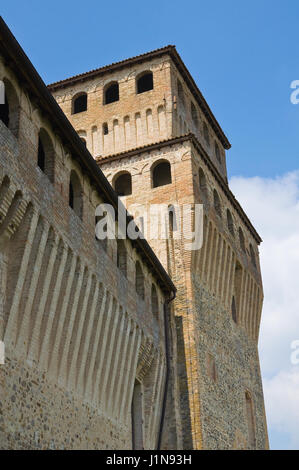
151, 159, 172, 188
104, 81, 119, 105
227, 209, 234, 236
136, 71, 153, 94
113, 171, 132, 197
232, 261, 242, 325
168, 204, 178, 233
102, 122, 109, 135
135, 261, 145, 300
69, 169, 83, 219
213, 189, 222, 218
0, 78, 20, 136
37, 128, 55, 182
72, 92, 87, 114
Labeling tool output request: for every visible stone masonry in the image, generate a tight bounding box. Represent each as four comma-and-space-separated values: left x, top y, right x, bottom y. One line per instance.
49, 45, 269, 449
0, 18, 180, 450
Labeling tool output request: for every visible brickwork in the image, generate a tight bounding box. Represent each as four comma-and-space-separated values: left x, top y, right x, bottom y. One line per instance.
0, 32, 180, 450
97, 139, 268, 449
50, 49, 228, 181
0, 17, 269, 450
49, 45, 269, 449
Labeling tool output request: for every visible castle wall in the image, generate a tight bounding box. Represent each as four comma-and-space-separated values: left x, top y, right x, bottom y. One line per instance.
99, 139, 268, 449
169, 64, 228, 180
0, 54, 176, 450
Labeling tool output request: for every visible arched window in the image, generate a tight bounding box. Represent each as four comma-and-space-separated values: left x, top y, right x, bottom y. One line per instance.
0, 79, 19, 136
78, 130, 87, 145
198, 168, 208, 201
177, 79, 185, 107
117, 239, 127, 277
72, 93, 87, 114
191, 102, 198, 127
37, 129, 55, 182
104, 82, 119, 104
152, 160, 172, 188
135, 261, 145, 300
250, 244, 257, 268
214, 141, 221, 163
114, 172, 132, 196
136, 71, 153, 94
245, 391, 256, 448
239, 227, 246, 253
227, 209, 234, 236
233, 262, 242, 324
213, 189, 221, 218
103, 122, 109, 135
151, 284, 159, 339
203, 121, 210, 146
69, 170, 83, 219
168, 205, 177, 233
37, 137, 45, 172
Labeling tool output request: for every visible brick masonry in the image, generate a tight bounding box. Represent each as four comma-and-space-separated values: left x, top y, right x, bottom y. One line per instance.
52, 48, 269, 449
0, 32, 180, 450
0, 18, 269, 450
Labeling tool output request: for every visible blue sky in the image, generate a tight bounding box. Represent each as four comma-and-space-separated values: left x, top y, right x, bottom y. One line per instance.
3, 0, 299, 179
2, 0, 299, 450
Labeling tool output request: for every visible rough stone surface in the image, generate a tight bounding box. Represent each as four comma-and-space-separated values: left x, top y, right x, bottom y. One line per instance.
0, 32, 269, 450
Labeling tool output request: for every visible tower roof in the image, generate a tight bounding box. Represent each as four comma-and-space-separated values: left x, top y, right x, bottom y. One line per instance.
47, 45, 231, 150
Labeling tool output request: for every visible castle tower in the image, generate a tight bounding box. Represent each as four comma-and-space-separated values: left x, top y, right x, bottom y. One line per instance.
49, 46, 269, 450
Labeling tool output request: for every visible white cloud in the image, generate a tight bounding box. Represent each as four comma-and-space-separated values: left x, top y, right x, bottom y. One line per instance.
264, 369, 299, 449
230, 170, 299, 450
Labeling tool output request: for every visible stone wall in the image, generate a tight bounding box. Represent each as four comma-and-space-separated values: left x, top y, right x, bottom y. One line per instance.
0, 50, 177, 450
98, 137, 269, 449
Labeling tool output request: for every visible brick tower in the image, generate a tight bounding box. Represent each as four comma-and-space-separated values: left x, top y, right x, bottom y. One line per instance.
49, 46, 269, 449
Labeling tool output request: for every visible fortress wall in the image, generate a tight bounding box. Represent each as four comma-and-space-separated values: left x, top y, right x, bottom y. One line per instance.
98, 139, 268, 449
0, 55, 172, 449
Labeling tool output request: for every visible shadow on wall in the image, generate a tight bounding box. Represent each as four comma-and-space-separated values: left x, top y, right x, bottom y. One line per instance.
175, 315, 193, 449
